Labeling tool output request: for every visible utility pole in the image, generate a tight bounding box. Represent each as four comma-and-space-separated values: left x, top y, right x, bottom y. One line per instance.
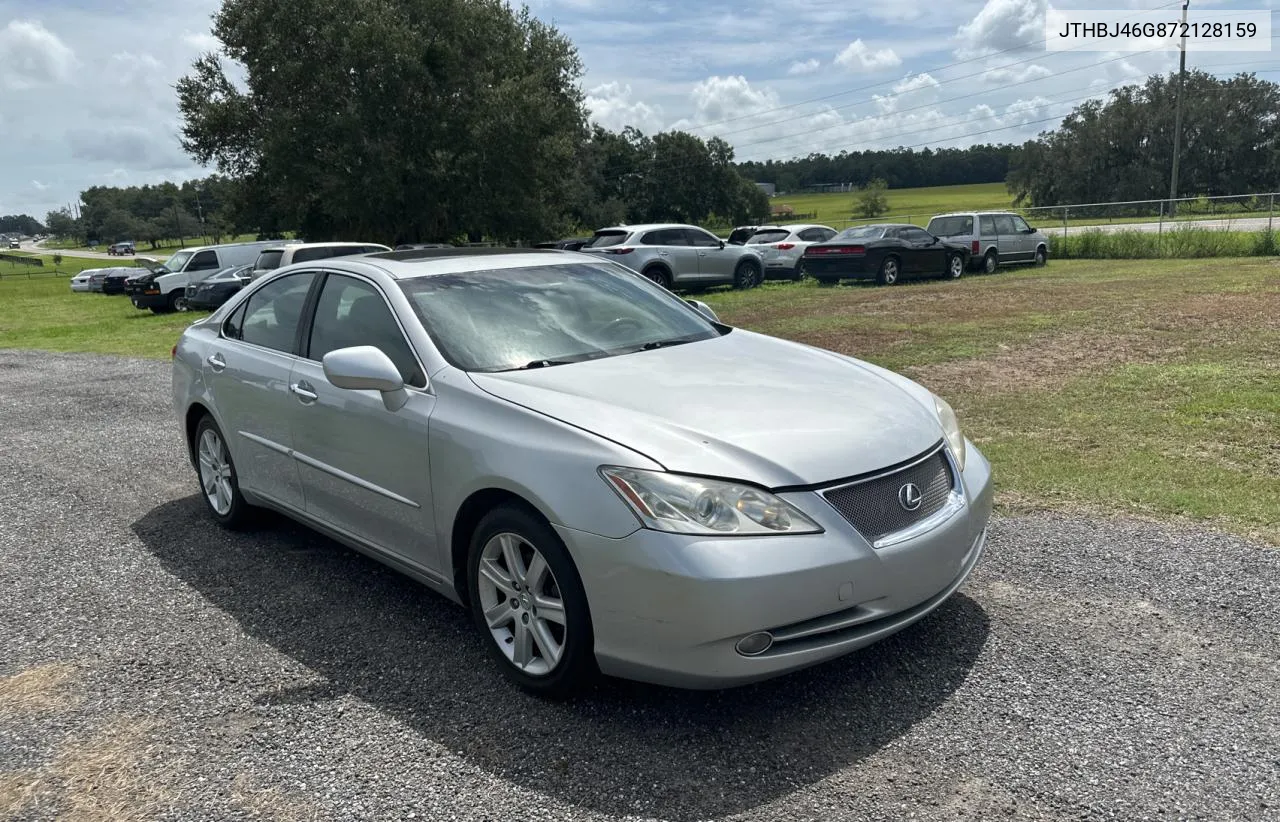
1167, 0, 1190, 217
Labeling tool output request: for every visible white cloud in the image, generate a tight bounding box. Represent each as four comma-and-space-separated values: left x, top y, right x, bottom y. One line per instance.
107, 52, 167, 89
66, 125, 189, 171
787, 58, 820, 76
834, 39, 901, 72
585, 81, 665, 133
983, 62, 1053, 85
182, 31, 221, 53
683, 75, 782, 128
31, 180, 49, 191
955, 0, 1050, 58
0, 20, 77, 90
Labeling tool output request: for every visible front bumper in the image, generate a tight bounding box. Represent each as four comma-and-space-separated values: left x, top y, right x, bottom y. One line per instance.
129, 291, 168, 309
561, 441, 993, 689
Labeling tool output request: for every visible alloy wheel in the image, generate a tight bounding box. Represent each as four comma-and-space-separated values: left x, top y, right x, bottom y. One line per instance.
882, 259, 899, 284
197, 428, 234, 516
476, 532, 567, 676
948, 255, 964, 278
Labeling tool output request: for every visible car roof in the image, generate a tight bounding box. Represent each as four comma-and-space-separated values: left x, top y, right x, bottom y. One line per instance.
930, 211, 1016, 218
299, 248, 601, 281
593, 223, 702, 233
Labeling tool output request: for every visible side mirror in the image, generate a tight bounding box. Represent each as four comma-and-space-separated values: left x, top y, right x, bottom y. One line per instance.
323, 345, 411, 412
686, 299, 718, 322
1024, 226, 1036, 234
718, 240, 726, 249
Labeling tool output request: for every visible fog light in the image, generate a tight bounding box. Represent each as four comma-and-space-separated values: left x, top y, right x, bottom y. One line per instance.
735, 632, 773, 656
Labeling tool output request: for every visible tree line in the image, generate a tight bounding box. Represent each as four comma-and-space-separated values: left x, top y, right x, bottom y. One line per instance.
1007, 70, 1280, 209
736, 144, 1018, 193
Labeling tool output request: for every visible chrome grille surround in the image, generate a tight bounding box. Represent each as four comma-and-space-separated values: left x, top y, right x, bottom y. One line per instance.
821, 443, 964, 548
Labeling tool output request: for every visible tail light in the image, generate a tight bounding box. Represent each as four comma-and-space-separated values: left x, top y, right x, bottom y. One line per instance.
170, 345, 177, 359
773, 243, 795, 250
603, 247, 634, 255
971, 240, 980, 254
808, 245, 865, 256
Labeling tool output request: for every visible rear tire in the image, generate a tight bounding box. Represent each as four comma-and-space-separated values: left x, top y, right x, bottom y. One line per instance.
982, 251, 998, 274
642, 266, 672, 290
876, 256, 900, 286
193, 416, 256, 530
944, 253, 965, 280
467, 504, 596, 698
734, 260, 761, 290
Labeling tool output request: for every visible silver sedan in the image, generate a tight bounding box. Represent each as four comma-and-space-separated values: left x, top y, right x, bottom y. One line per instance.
172, 249, 993, 696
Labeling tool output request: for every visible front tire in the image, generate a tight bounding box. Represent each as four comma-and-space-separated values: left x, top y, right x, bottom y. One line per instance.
876, 256, 900, 286
1033, 246, 1047, 266
734, 260, 761, 290
194, 416, 255, 530
467, 505, 596, 698
168, 291, 189, 313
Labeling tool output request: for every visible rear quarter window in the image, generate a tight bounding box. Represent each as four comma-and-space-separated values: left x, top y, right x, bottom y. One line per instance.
927, 216, 974, 236
586, 231, 630, 248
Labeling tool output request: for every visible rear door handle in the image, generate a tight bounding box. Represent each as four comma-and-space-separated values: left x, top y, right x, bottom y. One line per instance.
206, 353, 226, 372
290, 382, 318, 403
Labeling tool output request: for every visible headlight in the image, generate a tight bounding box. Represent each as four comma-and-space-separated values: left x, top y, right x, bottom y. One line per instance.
600, 467, 823, 536
933, 394, 966, 472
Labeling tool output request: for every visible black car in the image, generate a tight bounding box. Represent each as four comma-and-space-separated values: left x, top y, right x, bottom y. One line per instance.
533, 237, 590, 251
101, 267, 141, 295
185, 264, 253, 310
802, 223, 970, 286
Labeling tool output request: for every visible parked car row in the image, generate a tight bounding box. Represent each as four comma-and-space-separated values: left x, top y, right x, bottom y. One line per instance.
69, 266, 150, 294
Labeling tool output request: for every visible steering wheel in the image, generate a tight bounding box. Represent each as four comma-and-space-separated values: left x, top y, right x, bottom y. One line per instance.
600, 317, 644, 340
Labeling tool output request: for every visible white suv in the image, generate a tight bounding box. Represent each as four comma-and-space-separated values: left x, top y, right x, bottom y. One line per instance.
745, 223, 838, 281
250, 242, 391, 279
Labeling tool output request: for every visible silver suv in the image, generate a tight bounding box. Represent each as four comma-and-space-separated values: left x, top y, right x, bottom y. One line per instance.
926, 211, 1049, 274
580, 223, 764, 289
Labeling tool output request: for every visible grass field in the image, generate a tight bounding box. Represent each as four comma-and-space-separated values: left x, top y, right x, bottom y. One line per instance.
766, 182, 1014, 228
1, 257, 1276, 542
40, 233, 267, 254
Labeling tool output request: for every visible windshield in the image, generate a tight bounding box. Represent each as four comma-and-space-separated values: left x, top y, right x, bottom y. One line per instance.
927, 216, 974, 237
398, 262, 721, 372
160, 250, 192, 273
835, 226, 888, 240
585, 231, 629, 249
747, 229, 790, 244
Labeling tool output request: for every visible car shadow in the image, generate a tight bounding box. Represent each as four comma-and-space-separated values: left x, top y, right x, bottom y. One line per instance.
133, 496, 989, 820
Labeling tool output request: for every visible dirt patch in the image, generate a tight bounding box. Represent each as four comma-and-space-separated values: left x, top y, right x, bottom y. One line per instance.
2, 718, 178, 822
0, 662, 81, 717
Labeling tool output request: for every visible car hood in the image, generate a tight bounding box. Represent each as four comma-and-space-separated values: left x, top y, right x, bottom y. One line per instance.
468, 331, 944, 488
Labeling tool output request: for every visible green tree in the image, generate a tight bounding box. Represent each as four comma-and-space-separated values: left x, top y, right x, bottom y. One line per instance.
176, 0, 589, 244
45, 209, 79, 241
856, 178, 889, 218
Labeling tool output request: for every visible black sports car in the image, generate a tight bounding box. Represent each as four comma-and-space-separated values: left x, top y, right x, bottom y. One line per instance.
101, 267, 142, 295
802, 223, 970, 286
185, 264, 253, 310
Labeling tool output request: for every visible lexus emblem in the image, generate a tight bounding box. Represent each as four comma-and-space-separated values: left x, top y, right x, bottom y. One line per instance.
898, 483, 923, 511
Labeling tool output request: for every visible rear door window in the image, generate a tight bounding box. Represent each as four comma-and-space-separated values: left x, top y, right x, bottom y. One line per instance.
238, 272, 318, 354
978, 215, 997, 235
928, 216, 974, 237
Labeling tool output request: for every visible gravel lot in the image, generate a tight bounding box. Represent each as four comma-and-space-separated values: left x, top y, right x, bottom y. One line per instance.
1, 349, 1277, 822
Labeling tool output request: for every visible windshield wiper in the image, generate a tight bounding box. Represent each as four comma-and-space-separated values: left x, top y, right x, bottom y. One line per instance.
639, 338, 697, 351
506, 359, 578, 371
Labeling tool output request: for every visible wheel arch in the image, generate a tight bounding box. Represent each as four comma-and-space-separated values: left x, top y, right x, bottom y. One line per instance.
640, 260, 673, 281
450, 487, 551, 606
184, 401, 213, 470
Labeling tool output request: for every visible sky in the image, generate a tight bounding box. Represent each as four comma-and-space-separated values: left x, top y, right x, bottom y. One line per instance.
0, 0, 1276, 220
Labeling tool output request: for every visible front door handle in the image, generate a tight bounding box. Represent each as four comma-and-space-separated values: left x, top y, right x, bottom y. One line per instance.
206, 353, 226, 372
290, 382, 318, 403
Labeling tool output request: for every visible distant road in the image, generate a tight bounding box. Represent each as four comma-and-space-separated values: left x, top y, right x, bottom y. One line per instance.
20, 240, 144, 260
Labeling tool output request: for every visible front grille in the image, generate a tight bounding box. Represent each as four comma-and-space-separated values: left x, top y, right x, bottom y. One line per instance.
822, 446, 954, 544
